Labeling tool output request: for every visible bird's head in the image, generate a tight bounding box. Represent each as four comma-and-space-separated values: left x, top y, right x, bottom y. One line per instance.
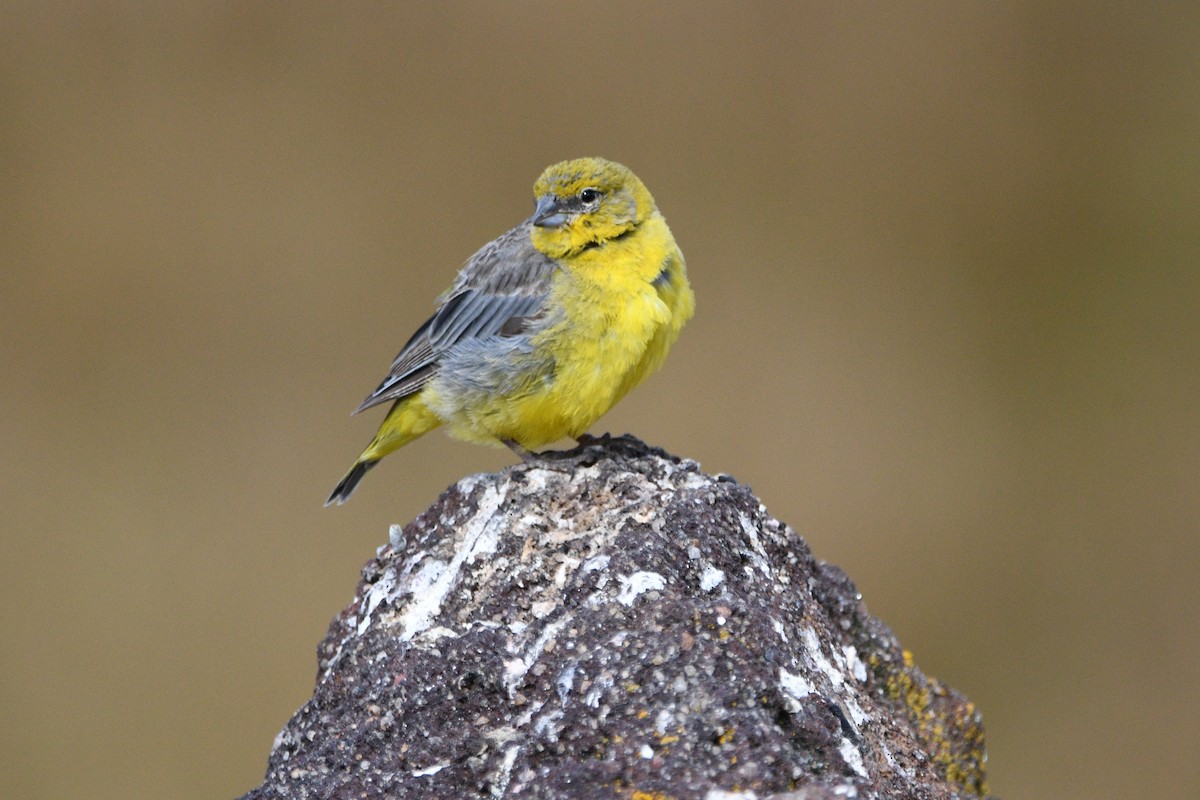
529, 157, 656, 259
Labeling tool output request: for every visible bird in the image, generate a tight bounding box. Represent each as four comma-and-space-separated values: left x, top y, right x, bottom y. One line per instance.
326, 157, 694, 505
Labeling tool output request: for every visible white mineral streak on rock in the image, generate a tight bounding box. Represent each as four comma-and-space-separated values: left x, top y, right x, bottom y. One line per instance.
616, 571, 666, 606
700, 564, 726, 591
843, 644, 868, 682
356, 567, 397, 635
533, 707, 563, 740
584, 673, 613, 708
738, 512, 772, 576
839, 736, 868, 777
803, 626, 845, 688
410, 762, 448, 777
779, 667, 816, 712
797, 629, 871, 726
580, 554, 610, 576
399, 483, 505, 641
505, 617, 568, 694
489, 745, 520, 795
519, 467, 552, 493
842, 695, 869, 727
556, 663, 577, 704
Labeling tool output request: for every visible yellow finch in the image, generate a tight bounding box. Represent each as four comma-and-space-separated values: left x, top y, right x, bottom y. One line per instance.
326, 157, 694, 505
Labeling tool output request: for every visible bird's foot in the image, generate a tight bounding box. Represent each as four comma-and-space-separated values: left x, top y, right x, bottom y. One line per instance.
503, 437, 598, 468
502, 439, 538, 462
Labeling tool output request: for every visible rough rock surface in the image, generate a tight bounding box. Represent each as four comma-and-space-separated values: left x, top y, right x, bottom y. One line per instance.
242, 436, 989, 799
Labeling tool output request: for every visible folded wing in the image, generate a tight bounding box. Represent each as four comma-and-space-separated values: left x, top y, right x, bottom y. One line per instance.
353, 221, 557, 414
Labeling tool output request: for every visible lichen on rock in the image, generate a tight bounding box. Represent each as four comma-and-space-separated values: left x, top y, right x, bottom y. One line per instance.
241, 435, 990, 799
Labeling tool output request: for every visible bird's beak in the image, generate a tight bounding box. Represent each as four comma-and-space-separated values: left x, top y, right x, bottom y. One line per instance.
533, 194, 569, 228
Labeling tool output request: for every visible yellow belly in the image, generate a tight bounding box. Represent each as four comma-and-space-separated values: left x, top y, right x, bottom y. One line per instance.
429, 225, 693, 449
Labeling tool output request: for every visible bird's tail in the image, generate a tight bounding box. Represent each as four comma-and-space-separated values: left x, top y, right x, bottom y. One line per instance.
325, 395, 443, 506
325, 459, 380, 506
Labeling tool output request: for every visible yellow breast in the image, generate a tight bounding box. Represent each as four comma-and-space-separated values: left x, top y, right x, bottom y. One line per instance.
439, 213, 693, 449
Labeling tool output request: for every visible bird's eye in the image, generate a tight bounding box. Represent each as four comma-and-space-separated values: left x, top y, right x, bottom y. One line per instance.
579, 188, 602, 204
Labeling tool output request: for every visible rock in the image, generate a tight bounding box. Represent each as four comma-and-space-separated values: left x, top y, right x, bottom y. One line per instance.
241, 435, 990, 799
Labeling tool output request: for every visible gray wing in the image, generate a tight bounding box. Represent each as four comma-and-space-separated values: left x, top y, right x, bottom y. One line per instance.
353, 220, 557, 414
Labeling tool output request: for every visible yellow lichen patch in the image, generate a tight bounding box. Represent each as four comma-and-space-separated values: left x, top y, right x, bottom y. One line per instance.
659, 734, 680, 745
629, 791, 673, 800
877, 650, 989, 796
940, 698, 989, 794
716, 727, 735, 745
636, 709, 650, 719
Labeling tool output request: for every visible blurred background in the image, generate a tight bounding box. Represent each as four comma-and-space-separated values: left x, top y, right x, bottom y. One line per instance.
2, 3, 1196, 798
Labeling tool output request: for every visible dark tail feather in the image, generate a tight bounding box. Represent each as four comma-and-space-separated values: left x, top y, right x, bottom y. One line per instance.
325, 459, 379, 507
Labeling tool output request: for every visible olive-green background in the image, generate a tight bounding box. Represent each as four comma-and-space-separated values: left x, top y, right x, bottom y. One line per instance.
2, 4, 1196, 798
